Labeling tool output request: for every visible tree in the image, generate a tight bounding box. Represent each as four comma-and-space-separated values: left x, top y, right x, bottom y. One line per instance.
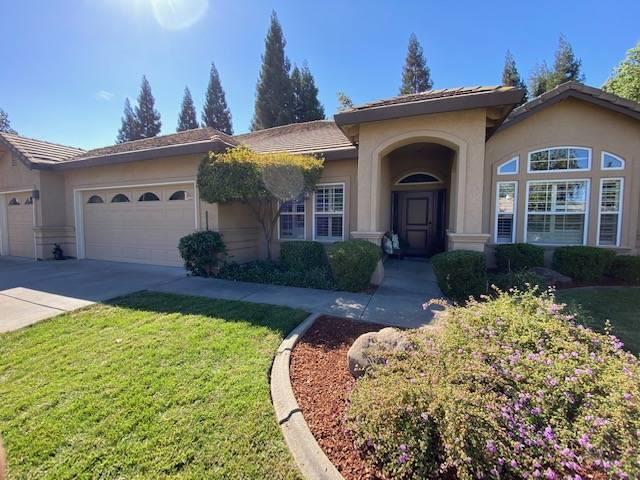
529, 62, 553, 98
116, 98, 140, 143
177, 86, 199, 132
291, 63, 325, 123
0, 109, 17, 134
400, 33, 433, 95
198, 146, 323, 260
551, 34, 584, 86
134, 75, 162, 139
501, 50, 528, 105
336, 92, 353, 111
603, 41, 640, 103
251, 11, 294, 130
201, 63, 233, 134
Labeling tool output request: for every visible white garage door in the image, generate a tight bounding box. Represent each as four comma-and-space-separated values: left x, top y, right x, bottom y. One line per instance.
5, 193, 34, 258
82, 184, 196, 266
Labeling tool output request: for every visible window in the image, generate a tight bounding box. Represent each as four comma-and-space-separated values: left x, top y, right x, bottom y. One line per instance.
495, 182, 517, 243
396, 172, 441, 184
497, 156, 519, 175
526, 180, 589, 245
8, 197, 20, 206
601, 152, 625, 170
278, 198, 305, 240
528, 147, 591, 173
87, 195, 104, 204
169, 190, 189, 201
314, 184, 344, 242
24, 197, 33, 205
111, 193, 130, 203
138, 192, 160, 202
598, 178, 623, 247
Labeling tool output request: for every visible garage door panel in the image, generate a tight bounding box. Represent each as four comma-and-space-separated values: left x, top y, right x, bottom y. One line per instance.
6, 193, 33, 258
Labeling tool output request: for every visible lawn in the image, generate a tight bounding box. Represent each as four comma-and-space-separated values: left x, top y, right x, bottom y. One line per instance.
559, 286, 640, 355
0, 292, 307, 479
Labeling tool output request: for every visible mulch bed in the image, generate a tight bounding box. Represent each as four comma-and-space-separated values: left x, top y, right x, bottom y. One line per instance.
290, 315, 385, 480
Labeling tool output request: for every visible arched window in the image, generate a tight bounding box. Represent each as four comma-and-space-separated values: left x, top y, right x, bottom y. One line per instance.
497, 156, 519, 175
395, 172, 441, 185
111, 193, 130, 203
8, 197, 20, 206
601, 152, 625, 170
169, 190, 187, 201
138, 192, 160, 202
24, 197, 33, 205
87, 195, 104, 204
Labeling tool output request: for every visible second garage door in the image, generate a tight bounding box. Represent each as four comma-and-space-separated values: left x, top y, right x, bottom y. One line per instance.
82, 184, 196, 266
5, 192, 34, 258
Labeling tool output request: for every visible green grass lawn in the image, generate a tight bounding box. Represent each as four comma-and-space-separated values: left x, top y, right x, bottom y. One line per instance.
0, 292, 307, 479
559, 287, 640, 355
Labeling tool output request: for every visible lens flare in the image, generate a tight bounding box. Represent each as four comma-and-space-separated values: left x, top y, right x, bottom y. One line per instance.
150, 0, 208, 30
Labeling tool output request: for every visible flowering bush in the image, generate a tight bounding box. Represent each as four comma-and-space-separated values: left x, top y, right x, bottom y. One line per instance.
348, 289, 640, 479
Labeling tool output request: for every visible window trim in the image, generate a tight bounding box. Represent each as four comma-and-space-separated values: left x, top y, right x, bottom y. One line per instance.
138, 191, 161, 202
277, 198, 307, 241
168, 190, 189, 201
110, 193, 130, 203
497, 156, 519, 175
394, 171, 442, 185
601, 151, 625, 171
596, 177, 624, 248
494, 181, 517, 244
87, 195, 104, 204
312, 182, 346, 242
527, 146, 592, 174
524, 178, 591, 246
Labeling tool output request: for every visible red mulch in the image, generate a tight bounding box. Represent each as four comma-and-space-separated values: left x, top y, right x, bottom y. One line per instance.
290, 315, 385, 480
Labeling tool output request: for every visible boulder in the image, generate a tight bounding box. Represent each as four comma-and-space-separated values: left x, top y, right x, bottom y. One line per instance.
347, 327, 410, 378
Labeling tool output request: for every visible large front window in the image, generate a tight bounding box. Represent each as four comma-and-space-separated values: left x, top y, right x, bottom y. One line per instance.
314, 183, 344, 242
528, 147, 591, 173
598, 178, 623, 247
526, 180, 589, 245
278, 198, 305, 240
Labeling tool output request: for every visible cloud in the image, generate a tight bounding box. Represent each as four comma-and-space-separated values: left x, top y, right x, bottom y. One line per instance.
95, 90, 114, 101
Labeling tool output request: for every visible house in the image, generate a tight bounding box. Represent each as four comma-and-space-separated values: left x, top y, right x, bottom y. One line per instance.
1, 81, 640, 268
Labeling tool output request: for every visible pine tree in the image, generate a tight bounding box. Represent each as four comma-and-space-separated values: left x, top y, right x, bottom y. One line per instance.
529, 62, 552, 98
501, 50, 528, 105
336, 92, 353, 111
177, 86, 199, 132
291, 63, 325, 123
201, 63, 233, 134
134, 75, 162, 139
251, 11, 294, 131
116, 98, 140, 143
400, 33, 433, 95
552, 35, 584, 86
0, 109, 17, 134
604, 41, 640, 103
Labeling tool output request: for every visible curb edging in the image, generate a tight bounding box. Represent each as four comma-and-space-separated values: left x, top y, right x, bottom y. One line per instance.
271, 312, 345, 480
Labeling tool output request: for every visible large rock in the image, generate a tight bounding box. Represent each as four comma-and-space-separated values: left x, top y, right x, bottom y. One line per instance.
347, 327, 410, 378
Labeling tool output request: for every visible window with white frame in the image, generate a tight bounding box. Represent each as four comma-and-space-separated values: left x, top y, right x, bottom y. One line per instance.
314, 184, 344, 242
495, 182, 517, 243
497, 156, 519, 175
598, 178, 623, 246
526, 180, 589, 245
528, 147, 590, 173
601, 152, 625, 170
279, 198, 305, 240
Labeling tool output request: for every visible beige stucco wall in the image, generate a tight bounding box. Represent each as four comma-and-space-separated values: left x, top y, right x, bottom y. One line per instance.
485, 98, 640, 255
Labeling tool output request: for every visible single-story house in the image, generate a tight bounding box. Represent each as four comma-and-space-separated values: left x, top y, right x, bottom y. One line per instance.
1, 81, 640, 267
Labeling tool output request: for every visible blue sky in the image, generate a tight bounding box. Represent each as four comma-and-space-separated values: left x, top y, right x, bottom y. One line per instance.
1, 0, 638, 150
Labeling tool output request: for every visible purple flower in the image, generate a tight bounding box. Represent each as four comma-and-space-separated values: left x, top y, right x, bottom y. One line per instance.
543, 426, 555, 442
486, 440, 497, 454
510, 459, 518, 468
547, 303, 561, 315
399, 444, 408, 451
578, 434, 592, 449
545, 468, 557, 479
398, 453, 409, 464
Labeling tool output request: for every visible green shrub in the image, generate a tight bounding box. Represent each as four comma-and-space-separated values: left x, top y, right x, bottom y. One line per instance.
495, 243, 544, 272
431, 250, 486, 302
217, 261, 335, 290
327, 240, 381, 292
348, 289, 640, 480
279, 241, 327, 272
178, 231, 227, 276
488, 269, 546, 293
609, 255, 640, 284
552, 246, 616, 281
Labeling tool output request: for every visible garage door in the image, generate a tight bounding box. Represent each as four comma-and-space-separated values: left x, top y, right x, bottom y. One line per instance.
82, 184, 196, 266
5, 193, 34, 258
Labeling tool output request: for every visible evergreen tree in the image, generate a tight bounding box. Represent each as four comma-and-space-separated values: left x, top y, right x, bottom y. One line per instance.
501, 50, 528, 105
0, 109, 17, 134
177, 86, 199, 132
291, 63, 325, 123
251, 11, 294, 130
529, 62, 553, 98
552, 35, 584, 86
116, 98, 140, 143
201, 63, 233, 134
336, 92, 353, 111
134, 75, 162, 139
400, 33, 433, 95
603, 41, 640, 103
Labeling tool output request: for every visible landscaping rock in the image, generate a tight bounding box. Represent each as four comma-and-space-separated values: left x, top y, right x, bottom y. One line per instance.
530, 266, 573, 288
347, 327, 410, 378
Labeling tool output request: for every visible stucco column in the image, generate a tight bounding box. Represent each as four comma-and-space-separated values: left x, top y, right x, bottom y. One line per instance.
351, 137, 385, 244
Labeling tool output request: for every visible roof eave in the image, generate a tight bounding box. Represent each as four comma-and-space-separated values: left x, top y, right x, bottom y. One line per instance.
0, 135, 35, 170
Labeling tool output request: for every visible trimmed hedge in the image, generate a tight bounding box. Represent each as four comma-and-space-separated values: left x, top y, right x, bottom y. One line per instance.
552, 246, 616, 282
280, 240, 327, 272
609, 255, 640, 284
217, 260, 334, 290
431, 250, 487, 302
327, 240, 381, 292
495, 243, 544, 272
178, 231, 227, 276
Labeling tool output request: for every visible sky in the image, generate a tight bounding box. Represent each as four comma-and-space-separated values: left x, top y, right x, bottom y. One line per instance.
1, 0, 639, 150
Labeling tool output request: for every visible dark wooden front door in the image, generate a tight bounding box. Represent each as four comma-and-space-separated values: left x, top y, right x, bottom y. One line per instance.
393, 190, 446, 256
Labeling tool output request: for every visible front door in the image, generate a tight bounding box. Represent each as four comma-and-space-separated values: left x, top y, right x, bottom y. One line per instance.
393, 190, 445, 256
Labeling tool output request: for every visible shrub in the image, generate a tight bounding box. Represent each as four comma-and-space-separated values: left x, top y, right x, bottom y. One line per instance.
178, 231, 227, 276
495, 243, 544, 272
431, 250, 486, 302
552, 246, 616, 282
217, 261, 335, 290
348, 290, 640, 480
280, 241, 327, 272
609, 255, 640, 284
488, 269, 546, 293
327, 240, 381, 292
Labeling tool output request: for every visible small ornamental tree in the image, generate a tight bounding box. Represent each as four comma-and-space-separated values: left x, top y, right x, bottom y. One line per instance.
197, 146, 324, 259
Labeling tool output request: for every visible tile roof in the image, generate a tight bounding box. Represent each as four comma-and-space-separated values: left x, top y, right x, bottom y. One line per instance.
0, 133, 85, 165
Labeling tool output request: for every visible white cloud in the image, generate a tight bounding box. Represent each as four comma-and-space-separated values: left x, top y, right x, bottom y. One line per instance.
95, 90, 114, 101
